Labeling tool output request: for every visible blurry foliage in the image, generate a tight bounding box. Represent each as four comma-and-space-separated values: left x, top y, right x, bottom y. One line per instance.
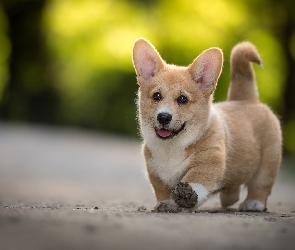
0, 0, 59, 122
0, 7, 9, 99
0, 0, 295, 155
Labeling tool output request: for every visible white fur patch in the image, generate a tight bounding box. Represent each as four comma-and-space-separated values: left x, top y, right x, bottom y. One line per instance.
189, 183, 209, 206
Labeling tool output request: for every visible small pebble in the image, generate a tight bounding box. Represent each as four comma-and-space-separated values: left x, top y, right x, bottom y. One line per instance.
137, 206, 147, 212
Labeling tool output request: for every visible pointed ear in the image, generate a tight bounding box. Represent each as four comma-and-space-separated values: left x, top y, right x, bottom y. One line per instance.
189, 48, 223, 94
132, 38, 165, 83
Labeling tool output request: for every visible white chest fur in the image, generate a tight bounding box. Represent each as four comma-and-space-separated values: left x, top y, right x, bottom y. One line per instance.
146, 142, 191, 188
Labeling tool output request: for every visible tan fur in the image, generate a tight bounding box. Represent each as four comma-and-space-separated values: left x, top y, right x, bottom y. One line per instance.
132, 38, 282, 212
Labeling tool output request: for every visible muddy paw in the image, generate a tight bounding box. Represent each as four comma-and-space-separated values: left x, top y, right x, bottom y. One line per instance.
171, 182, 198, 208
155, 200, 182, 213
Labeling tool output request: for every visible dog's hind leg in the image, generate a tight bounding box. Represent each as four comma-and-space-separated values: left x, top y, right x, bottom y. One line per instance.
239, 187, 270, 212
220, 186, 240, 208
239, 143, 281, 212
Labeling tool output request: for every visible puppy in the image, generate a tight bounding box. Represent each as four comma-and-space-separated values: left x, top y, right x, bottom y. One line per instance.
132, 38, 282, 212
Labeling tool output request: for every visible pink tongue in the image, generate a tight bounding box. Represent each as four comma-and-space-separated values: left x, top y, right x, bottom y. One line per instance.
157, 129, 172, 138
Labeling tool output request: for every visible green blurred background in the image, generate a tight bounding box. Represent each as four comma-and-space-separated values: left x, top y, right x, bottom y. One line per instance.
0, 0, 294, 158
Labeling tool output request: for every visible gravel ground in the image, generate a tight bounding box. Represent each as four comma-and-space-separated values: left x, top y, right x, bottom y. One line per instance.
0, 123, 294, 250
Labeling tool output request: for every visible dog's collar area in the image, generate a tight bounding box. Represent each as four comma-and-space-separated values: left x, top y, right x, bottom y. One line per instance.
155, 122, 186, 140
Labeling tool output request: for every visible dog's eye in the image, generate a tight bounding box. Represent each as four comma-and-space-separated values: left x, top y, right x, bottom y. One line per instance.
177, 95, 188, 105
153, 92, 162, 101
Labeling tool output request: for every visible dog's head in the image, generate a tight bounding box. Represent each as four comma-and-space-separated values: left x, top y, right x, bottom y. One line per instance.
132, 38, 223, 144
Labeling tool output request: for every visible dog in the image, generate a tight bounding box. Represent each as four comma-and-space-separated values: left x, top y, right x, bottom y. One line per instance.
132, 38, 282, 212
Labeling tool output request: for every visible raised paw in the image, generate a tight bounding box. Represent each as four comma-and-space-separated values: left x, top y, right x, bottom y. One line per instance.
239, 200, 267, 212
171, 182, 198, 208
155, 199, 182, 213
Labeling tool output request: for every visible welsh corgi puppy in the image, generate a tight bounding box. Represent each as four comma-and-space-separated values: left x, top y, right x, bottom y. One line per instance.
132, 38, 282, 212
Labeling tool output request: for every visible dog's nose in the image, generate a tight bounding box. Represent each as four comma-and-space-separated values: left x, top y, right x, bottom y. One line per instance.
157, 112, 172, 125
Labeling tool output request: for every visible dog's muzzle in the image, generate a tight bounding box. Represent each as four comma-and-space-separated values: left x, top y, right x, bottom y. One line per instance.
155, 112, 186, 139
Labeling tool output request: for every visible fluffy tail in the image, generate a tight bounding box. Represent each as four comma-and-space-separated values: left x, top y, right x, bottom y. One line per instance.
227, 42, 262, 101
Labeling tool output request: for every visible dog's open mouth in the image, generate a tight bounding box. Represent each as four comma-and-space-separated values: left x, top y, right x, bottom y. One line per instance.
155, 123, 186, 140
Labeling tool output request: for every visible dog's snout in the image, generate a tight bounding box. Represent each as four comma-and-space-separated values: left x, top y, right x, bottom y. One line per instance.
157, 112, 172, 125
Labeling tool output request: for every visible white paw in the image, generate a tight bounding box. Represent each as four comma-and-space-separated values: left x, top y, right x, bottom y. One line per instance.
239, 200, 266, 212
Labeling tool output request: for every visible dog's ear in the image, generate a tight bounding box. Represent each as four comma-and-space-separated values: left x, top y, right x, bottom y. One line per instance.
189, 48, 223, 95
132, 38, 165, 83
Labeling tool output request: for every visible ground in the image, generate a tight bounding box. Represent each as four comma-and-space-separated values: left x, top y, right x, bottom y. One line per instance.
0, 123, 294, 250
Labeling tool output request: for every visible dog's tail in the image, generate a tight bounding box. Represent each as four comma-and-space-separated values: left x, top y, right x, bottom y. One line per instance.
227, 42, 262, 101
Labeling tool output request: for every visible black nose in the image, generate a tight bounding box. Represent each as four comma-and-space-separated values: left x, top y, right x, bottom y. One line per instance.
157, 112, 172, 125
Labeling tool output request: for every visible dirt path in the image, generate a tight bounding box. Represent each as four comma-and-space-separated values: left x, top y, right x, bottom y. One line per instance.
0, 123, 295, 250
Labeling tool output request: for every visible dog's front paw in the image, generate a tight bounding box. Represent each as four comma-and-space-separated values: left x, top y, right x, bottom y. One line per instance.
171, 182, 198, 208
155, 199, 182, 213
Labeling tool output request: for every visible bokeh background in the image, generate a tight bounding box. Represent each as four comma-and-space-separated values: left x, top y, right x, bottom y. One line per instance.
0, 0, 294, 159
